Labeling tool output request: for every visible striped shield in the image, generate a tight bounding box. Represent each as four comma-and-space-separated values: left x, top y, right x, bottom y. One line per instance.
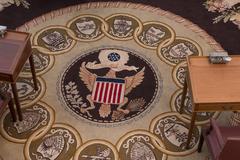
91, 77, 125, 104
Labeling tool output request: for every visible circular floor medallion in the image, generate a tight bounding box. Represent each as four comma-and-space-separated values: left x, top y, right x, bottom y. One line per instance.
59, 47, 161, 124
21, 47, 55, 77
170, 89, 220, 125
1, 77, 45, 107
67, 14, 106, 41
16, 77, 46, 107
33, 26, 76, 55
0, 101, 54, 143
172, 61, 187, 88
24, 123, 82, 160
102, 13, 142, 40
73, 140, 118, 160
158, 37, 202, 66
134, 21, 175, 49
116, 130, 167, 160
149, 112, 200, 156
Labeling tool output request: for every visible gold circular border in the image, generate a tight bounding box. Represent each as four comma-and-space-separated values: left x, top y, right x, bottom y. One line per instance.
134, 21, 175, 50
102, 13, 143, 41
16, 2, 224, 52
24, 123, 82, 160
149, 111, 200, 156
170, 89, 220, 125
73, 139, 119, 160
0, 101, 55, 143
66, 14, 107, 42
20, 47, 55, 77
116, 129, 168, 160
157, 37, 203, 66
172, 60, 187, 88
32, 25, 77, 55
19, 76, 46, 107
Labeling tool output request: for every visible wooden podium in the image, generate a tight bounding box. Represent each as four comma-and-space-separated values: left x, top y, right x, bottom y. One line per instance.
0, 30, 38, 121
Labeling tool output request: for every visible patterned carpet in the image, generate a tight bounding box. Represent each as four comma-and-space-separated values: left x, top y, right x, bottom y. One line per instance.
0, 1, 234, 160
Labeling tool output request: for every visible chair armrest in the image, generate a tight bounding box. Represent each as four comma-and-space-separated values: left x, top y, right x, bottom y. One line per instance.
210, 118, 225, 147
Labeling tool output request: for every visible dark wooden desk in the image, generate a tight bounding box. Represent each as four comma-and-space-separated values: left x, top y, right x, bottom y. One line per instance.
0, 30, 38, 121
180, 56, 240, 149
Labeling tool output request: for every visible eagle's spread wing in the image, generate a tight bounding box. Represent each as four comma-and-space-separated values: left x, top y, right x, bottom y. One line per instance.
79, 62, 97, 92
125, 67, 145, 95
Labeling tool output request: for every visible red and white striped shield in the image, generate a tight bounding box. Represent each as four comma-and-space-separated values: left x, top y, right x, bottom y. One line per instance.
91, 77, 125, 104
